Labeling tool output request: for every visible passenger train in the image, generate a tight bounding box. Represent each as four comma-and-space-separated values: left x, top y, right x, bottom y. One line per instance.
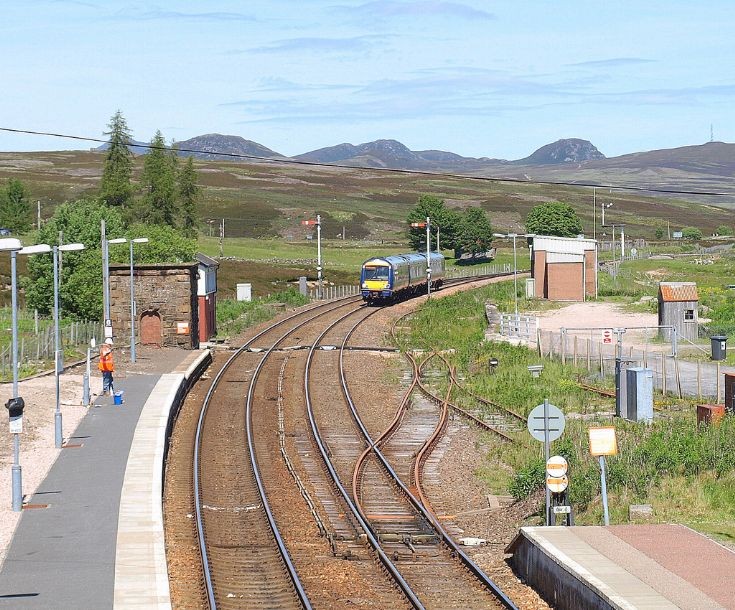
360, 252, 445, 303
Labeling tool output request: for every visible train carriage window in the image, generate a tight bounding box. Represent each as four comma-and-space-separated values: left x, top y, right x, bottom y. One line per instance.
364, 266, 389, 280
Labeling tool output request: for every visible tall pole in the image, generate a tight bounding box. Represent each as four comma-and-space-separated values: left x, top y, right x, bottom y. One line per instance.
513, 234, 518, 318
620, 225, 625, 259
436, 225, 440, 252
129, 241, 136, 363
599, 456, 610, 525
316, 214, 322, 299
10, 251, 22, 511
426, 216, 431, 298
53, 246, 63, 448
37, 200, 41, 231
612, 226, 616, 263
219, 218, 224, 257
592, 188, 596, 240
543, 398, 550, 526
102, 219, 110, 323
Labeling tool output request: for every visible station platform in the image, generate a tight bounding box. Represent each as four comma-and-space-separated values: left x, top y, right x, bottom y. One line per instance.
508, 524, 735, 609
0, 348, 210, 610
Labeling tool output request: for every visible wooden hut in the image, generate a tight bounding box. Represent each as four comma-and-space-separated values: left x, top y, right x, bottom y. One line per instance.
658, 282, 699, 341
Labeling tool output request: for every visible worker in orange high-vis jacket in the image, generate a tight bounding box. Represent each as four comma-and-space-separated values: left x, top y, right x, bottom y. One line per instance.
99, 338, 115, 396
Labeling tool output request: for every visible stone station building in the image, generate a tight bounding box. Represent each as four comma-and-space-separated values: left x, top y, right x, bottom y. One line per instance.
109, 262, 200, 349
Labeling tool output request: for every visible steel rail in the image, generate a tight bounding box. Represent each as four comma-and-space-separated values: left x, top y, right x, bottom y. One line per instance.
352, 354, 418, 509
424, 353, 517, 440
304, 304, 426, 609
338, 314, 519, 610
193, 295, 361, 609
411, 353, 453, 515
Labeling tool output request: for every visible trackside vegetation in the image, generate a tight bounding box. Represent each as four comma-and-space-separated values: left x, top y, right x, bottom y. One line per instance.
216, 289, 308, 337
398, 282, 735, 542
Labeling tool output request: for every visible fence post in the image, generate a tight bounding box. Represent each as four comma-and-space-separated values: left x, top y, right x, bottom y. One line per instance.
661, 354, 667, 395
561, 329, 567, 365
717, 363, 721, 402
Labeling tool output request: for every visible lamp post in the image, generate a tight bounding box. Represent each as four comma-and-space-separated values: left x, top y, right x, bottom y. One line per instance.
494, 233, 520, 318
494, 232, 536, 321
128, 238, 148, 363
106, 237, 127, 342
54, 243, 85, 446
1, 238, 23, 511
601, 202, 613, 227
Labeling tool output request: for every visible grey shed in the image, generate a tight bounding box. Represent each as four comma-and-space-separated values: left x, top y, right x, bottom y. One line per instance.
658, 282, 699, 341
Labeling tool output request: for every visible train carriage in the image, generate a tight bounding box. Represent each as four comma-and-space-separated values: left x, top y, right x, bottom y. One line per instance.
360, 252, 445, 303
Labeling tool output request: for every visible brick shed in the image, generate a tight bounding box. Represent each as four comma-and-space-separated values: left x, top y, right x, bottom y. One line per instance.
530, 235, 597, 301
658, 282, 699, 342
109, 262, 199, 349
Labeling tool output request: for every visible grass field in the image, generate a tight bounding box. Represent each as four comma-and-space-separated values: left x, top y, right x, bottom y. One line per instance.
2, 150, 733, 243
399, 282, 735, 540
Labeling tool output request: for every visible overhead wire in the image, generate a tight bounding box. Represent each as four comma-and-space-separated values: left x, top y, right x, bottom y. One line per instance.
1, 125, 733, 198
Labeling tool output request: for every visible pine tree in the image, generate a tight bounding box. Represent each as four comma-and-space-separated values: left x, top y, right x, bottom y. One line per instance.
140, 131, 178, 226
178, 156, 199, 238
100, 110, 134, 208
0, 179, 32, 233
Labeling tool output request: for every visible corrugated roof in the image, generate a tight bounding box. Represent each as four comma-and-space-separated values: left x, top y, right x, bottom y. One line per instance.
659, 282, 698, 302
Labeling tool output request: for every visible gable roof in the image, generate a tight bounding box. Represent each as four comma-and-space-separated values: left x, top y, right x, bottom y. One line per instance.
195, 252, 219, 268
659, 282, 698, 302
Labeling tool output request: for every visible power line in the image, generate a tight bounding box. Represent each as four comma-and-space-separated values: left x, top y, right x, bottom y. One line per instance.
1, 125, 734, 198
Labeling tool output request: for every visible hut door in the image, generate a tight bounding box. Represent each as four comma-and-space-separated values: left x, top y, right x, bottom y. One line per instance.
140, 311, 162, 345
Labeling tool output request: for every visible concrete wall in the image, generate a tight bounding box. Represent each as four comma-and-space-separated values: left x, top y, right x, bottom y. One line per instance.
110, 263, 199, 349
511, 535, 613, 610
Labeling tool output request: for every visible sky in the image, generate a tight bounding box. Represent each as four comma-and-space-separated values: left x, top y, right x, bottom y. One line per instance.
2, 1, 734, 159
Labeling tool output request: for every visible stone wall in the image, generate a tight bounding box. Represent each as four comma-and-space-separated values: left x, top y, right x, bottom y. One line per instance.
109, 263, 199, 349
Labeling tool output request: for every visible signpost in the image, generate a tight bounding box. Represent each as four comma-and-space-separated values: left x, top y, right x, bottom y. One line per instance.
589, 426, 618, 526
302, 216, 322, 298
410, 218, 432, 297
602, 329, 613, 344
528, 400, 565, 525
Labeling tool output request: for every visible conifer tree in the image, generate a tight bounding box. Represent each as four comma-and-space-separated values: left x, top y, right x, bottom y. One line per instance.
0, 178, 32, 233
178, 156, 199, 238
100, 110, 134, 208
140, 131, 177, 226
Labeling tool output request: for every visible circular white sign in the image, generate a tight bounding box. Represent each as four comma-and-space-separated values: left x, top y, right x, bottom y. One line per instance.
527, 403, 565, 442
546, 475, 569, 494
546, 455, 568, 478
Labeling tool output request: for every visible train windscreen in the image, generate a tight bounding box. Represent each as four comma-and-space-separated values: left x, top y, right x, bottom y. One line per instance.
363, 266, 389, 280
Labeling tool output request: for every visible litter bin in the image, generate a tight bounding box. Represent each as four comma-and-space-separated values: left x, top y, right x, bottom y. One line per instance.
710, 335, 727, 361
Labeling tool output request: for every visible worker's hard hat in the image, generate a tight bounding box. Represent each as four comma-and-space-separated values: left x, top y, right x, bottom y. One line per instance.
104, 338, 114, 345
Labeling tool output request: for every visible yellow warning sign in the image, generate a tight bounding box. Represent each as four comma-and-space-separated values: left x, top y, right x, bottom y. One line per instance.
588, 426, 618, 456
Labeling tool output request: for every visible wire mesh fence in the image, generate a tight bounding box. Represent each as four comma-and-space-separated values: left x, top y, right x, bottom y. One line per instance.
0, 308, 101, 380
538, 328, 726, 401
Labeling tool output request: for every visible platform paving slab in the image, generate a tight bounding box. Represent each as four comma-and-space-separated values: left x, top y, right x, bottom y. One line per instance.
0, 350, 190, 610
511, 525, 733, 610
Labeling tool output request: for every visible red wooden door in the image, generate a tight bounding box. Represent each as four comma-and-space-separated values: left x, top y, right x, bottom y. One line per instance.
140, 311, 162, 345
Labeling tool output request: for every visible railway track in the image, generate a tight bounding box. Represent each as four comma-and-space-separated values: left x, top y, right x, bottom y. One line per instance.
166, 272, 519, 608
307, 303, 517, 608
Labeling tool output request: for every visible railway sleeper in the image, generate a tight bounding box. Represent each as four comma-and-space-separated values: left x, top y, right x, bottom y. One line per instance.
378, 532, 439, 545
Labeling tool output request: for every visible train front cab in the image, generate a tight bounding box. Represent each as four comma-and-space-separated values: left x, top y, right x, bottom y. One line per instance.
361, 258, 393, 303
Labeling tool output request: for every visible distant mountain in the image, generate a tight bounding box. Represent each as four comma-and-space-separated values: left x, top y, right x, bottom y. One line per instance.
587, 141, 735, 175
294, 139, 496, 170
513, 138, 605, 165
175, 134, 284, 160
94, 139, 149, 154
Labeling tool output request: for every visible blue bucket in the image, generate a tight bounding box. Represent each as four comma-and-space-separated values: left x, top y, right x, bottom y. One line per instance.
113, 391, 124, 405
